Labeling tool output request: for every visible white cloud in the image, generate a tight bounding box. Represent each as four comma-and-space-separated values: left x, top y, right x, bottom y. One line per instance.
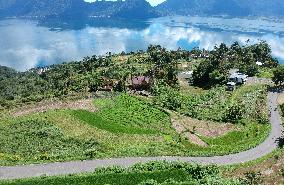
84, 0, 166, 6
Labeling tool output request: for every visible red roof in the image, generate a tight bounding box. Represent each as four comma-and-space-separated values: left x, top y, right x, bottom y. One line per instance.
132, 76, 150, 85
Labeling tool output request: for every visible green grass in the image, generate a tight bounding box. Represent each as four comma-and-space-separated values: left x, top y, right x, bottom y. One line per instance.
72, 110, 157, 134
73, 94, 172, 135
0, 162, 243, 185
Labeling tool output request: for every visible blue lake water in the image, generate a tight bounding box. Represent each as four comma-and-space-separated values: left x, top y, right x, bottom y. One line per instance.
0, 16, 283, 71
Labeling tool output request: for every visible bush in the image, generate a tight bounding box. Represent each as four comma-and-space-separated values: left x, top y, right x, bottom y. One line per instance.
244, 171, 262, 185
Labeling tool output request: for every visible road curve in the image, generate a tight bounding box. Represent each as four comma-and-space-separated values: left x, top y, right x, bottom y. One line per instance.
0, 92, 283, 180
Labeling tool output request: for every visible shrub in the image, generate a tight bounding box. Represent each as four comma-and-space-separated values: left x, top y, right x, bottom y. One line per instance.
280, 104, 284, 115
152, 82, 183, 110
244, 171, 262, 185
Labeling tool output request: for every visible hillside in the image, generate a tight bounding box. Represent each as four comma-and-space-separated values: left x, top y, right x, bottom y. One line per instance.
1, 0, 284, 19
156, 0, 284, 17
0, 0, 157, 19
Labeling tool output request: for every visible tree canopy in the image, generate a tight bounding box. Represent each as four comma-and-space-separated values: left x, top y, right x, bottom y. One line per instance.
192, 41, 278, 87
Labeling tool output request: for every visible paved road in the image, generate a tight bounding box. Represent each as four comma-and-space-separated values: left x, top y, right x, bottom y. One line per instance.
0, 92, 283, 180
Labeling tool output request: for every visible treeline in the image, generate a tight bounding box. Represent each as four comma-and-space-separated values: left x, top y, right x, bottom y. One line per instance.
0, 46, 183, 108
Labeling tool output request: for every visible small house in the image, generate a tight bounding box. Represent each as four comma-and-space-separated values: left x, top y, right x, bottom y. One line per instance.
131, 76, 151, 90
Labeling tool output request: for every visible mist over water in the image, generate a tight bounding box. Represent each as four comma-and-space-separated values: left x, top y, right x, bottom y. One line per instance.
0, 16, 283, 71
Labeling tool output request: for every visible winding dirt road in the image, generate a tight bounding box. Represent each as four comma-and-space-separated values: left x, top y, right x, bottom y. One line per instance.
0, 92, 283, 180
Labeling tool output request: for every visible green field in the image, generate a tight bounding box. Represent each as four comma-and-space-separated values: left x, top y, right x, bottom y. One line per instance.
72, 94, 172, 135
0, 162, 244, 185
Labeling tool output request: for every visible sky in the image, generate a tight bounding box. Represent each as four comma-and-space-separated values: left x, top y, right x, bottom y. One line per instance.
84, 0, 166, 6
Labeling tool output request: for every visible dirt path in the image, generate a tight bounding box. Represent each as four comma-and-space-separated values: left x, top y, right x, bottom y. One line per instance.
0, 92, 283, 180
12, 98, 96, 117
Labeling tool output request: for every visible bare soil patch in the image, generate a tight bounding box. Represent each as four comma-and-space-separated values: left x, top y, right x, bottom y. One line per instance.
170, 112, 237, 147
171, 113, 237, 138
277, 93, 284, 105
12, 98, 97, 117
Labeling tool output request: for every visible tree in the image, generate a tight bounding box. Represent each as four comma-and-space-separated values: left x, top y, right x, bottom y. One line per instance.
147, 45, 178, 87
272, 65, 284, 86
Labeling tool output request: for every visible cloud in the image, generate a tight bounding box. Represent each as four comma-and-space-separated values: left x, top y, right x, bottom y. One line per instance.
84, 0, 166, 6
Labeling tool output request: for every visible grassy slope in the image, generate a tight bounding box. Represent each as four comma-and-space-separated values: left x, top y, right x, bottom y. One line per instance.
0, 86, 271, 166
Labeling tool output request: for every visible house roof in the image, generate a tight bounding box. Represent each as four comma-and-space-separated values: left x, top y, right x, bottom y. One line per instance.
132, 76, 150, 85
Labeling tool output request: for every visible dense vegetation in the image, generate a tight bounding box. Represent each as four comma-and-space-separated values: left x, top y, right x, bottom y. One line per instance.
154, 83, 268, 124
0, 161, 245, 185
280, 104, 284, 115
0, 41, 278, 109
192, 41, 278, 88
272, 65, 284, 87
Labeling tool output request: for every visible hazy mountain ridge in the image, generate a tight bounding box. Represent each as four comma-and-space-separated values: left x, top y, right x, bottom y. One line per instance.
156, 0, 284, 17
0, 0, 157, 19
0, 0, 283, 19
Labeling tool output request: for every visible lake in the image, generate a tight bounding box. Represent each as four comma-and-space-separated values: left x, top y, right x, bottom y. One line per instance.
0, 16, 283, 71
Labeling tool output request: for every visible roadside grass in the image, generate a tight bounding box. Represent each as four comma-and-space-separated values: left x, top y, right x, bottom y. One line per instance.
0, 161, 243, 185
198, 122, 270, 154
278, 93, 284, 106
220, 105, 284, 185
